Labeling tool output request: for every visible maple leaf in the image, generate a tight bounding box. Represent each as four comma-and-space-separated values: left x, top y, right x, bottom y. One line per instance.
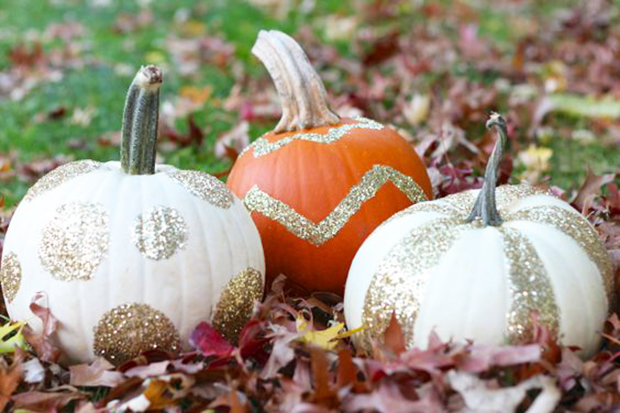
296, 315, 345, 350
0, 320, 27, 354
188, 321, 234, 359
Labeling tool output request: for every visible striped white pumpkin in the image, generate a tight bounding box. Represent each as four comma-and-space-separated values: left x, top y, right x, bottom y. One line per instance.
344, 115, 613, 358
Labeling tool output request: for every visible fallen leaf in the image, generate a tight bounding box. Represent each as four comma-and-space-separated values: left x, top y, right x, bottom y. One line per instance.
70, 357, 125, 387
215, 121, 250, 161
0, 357, 21, 410
188, 322, 234, 359
22, 358, 45, 384
572, 169, 617, 212
448, 371, 561, 413
403, 94, 431, 126
383, 313, 406, 355
297, 315, 345, 350
517, 144, 553, 183
22, 292, 61, 363
0, 321, 27, 354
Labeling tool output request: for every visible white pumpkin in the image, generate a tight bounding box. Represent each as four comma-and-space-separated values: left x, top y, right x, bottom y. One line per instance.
0, 66, 265, 365
344, 113, 613, 357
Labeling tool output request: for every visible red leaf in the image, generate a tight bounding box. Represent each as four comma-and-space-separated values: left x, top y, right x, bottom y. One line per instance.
162, 115, 204, 148
362, 31, 400, 66
238, 319, 269, 364
23, 292, 61, 363
383, 313, 406, 355
189, 322, 234, 359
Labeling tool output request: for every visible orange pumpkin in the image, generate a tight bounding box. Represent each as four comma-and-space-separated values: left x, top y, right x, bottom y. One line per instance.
227, 30, 432, 294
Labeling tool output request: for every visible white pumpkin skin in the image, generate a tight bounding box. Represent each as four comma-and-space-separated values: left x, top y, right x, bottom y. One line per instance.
344, 115, 613, 358
0, 67, 265, 365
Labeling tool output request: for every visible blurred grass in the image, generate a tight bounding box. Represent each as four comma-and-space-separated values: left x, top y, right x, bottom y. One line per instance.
0, 0, 617, 208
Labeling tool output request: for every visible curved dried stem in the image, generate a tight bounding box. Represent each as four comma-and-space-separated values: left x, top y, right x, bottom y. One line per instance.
252, 30, 340, 133
466, 112, 508, 226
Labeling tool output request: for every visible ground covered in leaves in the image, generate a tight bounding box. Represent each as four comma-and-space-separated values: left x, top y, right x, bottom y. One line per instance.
0, 0, 618, 411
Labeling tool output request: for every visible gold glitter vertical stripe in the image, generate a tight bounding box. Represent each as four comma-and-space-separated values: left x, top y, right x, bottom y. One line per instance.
380, 190, 478, 229
360, 218, 466, 351
212, 267, 264, 344
494, 184, 552, 212
241, 117, 384, 158
0, 252, 21, 303
243, 165, 427, 246
506, 205, 614, 305
499, 227, 560, 343
385, 184, 551, 225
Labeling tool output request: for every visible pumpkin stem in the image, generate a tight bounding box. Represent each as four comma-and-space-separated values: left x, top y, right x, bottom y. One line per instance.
466, 112, 508, 226
252, 30, 340, 133
120, 65, 162, 175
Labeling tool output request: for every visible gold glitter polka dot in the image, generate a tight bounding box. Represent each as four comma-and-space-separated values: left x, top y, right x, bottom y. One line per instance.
243, 165, 427, 246
360, 218, 466, 351
167, 170, 233, 209
0, 252, 21, 303
241, 117, 384, 158
212, 267, 264, 343
499, 227, 560, 343
507, 205, 614, 306
133, 206, 188, 260
93, 303, 180, 365
23, 160, 101, 203
39, 202, 109, 281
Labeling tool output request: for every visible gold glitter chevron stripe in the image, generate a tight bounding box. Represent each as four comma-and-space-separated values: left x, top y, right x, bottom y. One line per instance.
243, 165, 427, 246
506, 205, 614, 305
242, 117, 384, 158
500, 227, 560, 343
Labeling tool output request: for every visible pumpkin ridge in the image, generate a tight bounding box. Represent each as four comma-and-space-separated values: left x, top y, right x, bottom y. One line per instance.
505, 205, 613, 305
243, 165, 427, 246
240, 117, 384, 158
360, 217, 467, 350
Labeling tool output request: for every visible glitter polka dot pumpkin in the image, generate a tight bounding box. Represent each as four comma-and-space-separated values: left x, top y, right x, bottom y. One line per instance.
0, 66, 265, 365
227, 31, 432, 294
344, 114, 613, 358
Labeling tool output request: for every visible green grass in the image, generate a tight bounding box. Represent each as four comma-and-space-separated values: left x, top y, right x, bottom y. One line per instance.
0, 0, 617, 208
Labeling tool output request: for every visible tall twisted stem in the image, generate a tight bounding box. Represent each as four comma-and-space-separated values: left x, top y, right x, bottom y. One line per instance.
466, 112, 508, 226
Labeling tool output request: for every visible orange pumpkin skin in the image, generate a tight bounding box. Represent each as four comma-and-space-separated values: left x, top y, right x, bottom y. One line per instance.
227, 117, 432, 294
